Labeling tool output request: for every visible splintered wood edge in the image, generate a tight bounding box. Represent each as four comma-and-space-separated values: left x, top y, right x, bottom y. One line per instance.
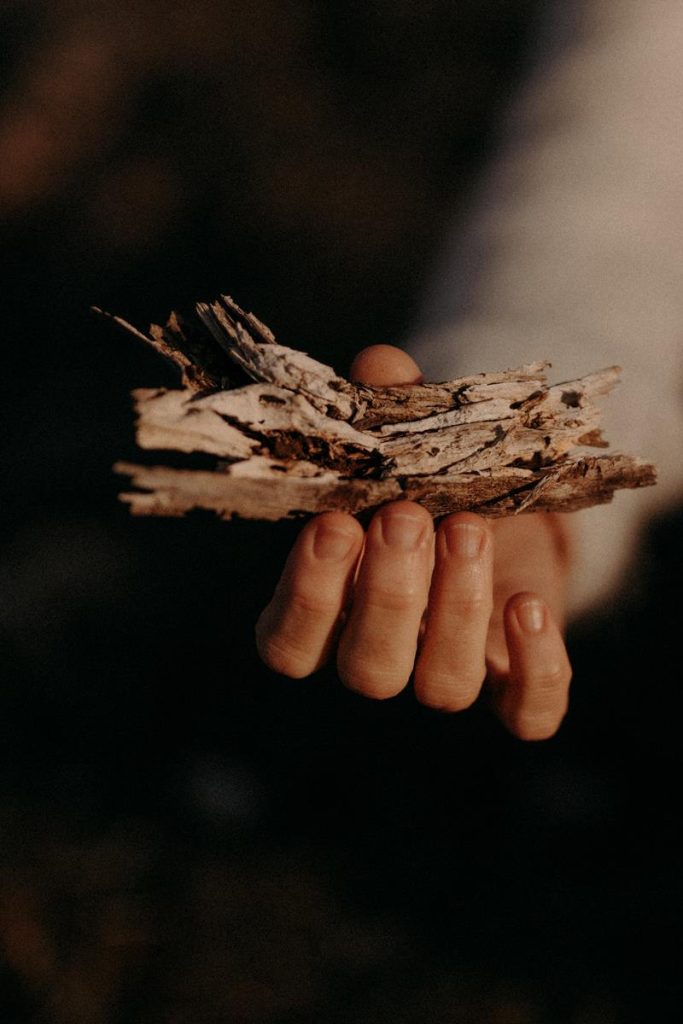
113, 455, 657, 522
102, 295, 657, 521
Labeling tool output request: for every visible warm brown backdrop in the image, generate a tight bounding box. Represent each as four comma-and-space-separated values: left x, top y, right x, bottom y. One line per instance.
1, 3, 681, 1022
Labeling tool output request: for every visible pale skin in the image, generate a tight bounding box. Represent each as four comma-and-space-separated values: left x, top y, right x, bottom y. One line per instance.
256, 345, 573, 740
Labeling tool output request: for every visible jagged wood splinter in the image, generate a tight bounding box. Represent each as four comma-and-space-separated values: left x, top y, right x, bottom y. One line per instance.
103, 295, 656, 521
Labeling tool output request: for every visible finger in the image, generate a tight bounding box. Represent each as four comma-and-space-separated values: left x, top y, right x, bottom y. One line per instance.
337, 501, 433, 699
255, 512, 364, 678
413, 513, 493, 711
349, 344, 423, 385
492, 592, 572, 741
486, 513, 570, 678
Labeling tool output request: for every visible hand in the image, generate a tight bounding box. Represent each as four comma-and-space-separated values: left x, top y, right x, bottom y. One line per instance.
255, 345, 572, 740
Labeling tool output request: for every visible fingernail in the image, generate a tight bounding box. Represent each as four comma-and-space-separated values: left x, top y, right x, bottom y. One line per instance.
444, 522, 485, 558
516, 599, 546, 634
313, 524, 357, 561
379, 512, 429, 550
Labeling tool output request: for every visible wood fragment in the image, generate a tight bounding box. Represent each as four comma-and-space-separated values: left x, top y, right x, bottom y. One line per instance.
101, 295, 657, 522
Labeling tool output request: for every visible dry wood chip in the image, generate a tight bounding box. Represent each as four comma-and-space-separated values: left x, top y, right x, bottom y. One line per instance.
98, 295, 656, 521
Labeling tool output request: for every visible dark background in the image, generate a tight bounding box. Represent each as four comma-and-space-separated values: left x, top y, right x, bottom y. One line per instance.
1, 2, 681, 1021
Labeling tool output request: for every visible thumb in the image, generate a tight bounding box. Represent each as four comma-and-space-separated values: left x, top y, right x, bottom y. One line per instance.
349, 344, 423, 386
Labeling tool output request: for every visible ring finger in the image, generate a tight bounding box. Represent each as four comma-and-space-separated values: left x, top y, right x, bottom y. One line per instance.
414, 513, 493, 711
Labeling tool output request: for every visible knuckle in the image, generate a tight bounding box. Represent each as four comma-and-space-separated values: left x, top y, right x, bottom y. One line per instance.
255, 626, 314, 679
528, 663, 572, 693
511, 710, 565, 742
337, 658, 408, 700
437, 594, 493, 621
288, 588, 341, 618
362, 585, 424, 614
417, 688, 479, 713
414, 669, 484, 712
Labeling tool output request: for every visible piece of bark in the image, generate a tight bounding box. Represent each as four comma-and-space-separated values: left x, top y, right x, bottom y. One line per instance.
102, 295, 656, 521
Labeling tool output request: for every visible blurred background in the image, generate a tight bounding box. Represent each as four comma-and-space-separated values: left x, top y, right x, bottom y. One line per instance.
1, 1, 681, 1021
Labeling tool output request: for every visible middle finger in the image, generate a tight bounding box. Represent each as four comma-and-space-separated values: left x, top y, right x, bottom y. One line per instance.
337, 501, 433, 699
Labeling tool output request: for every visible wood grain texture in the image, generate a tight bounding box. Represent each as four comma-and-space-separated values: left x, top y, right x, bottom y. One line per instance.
104, 295, 656, 521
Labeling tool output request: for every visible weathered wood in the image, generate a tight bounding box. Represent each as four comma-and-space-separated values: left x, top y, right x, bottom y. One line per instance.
114, 454, 655, 522
104, 294, 657, 521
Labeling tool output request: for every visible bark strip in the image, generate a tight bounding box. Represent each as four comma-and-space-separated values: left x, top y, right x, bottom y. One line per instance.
103, 295, 657, 521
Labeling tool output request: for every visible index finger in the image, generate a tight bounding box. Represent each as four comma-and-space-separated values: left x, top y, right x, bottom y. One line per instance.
255, 512, 364, 678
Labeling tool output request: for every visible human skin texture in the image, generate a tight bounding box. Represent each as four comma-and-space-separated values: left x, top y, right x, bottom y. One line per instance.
256, 345, 572, 740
